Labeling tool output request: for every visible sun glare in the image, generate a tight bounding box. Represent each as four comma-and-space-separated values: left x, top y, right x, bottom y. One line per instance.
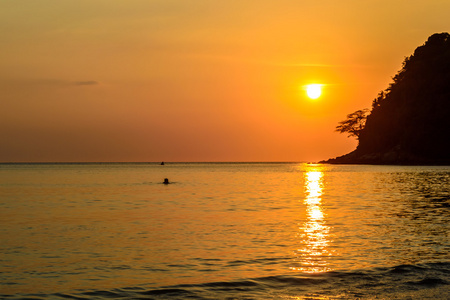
306, 84, 322, 99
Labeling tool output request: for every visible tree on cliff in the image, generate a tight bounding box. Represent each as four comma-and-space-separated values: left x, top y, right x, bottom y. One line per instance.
330, 32, 450, 164
335, 109, 369, 139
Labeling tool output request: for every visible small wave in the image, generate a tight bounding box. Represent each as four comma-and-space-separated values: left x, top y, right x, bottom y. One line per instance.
197, 280, 260, 289
409, 277, 448, 287
3, 262, 449, 299
256, 274, 328, 287
226, 256, 291, 267
140, 262, 450, 298
138, 288, 196, 296
388, 264, 426, 274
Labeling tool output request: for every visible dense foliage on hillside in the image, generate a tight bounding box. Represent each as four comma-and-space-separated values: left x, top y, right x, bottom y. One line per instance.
325, 32, 450, 164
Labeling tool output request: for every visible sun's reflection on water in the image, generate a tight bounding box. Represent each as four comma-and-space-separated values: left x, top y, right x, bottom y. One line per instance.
292, 165, 333, 273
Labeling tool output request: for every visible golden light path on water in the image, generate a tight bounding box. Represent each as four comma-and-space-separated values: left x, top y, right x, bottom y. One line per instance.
292, 165, 333, 273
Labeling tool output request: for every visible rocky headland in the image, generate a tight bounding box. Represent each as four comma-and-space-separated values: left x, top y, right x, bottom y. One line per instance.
322, 33, 450, 165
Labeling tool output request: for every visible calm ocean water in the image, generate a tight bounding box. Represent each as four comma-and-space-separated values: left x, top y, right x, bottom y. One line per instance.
0, 163, 449, 299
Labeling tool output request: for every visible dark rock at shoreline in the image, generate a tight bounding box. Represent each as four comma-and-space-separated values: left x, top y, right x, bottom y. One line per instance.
320, 147, 450, 165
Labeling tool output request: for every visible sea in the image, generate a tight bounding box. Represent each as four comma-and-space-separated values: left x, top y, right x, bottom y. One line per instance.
0, 163, 449, 299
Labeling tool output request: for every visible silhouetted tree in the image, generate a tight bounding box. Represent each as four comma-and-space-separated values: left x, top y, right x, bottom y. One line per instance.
371, 91, 386, 110
335, 109, 369, 139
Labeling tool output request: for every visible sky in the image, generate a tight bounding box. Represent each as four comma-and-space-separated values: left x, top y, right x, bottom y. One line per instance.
1, 0, 449, 162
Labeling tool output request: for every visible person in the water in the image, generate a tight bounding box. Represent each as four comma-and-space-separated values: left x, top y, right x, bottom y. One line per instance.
163, 178, 170, 184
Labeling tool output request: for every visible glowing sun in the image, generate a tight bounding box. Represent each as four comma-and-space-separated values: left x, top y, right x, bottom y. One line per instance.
306, 84, 322, 99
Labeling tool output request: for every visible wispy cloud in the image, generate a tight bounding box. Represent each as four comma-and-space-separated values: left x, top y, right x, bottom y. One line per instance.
266, 62, 377, 69
74, 81, 99, 86
0, 78, 100, 87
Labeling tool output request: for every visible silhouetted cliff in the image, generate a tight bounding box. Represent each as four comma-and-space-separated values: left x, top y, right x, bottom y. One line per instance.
324, 33, 450, 165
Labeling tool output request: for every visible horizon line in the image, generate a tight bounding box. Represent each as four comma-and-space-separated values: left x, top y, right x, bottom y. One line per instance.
0, 161, 310, 164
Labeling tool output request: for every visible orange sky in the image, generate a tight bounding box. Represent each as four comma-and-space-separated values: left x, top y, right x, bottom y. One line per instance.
1, 1, 449, 162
